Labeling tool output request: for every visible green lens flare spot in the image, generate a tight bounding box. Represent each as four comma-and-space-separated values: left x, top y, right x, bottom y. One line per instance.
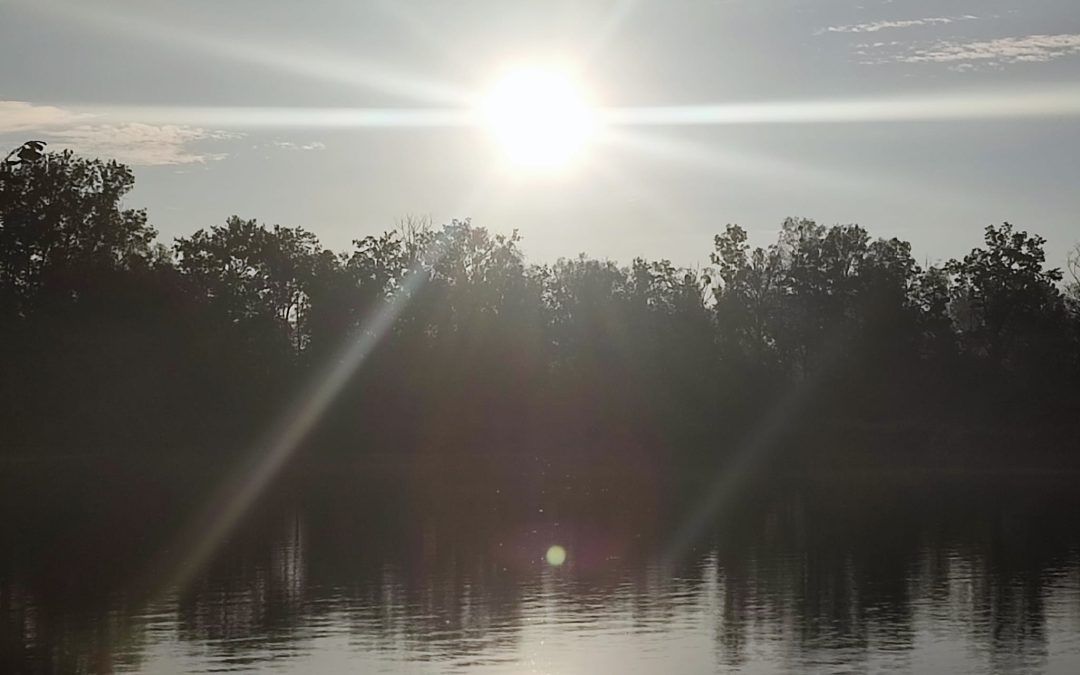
545, 545, 567, 566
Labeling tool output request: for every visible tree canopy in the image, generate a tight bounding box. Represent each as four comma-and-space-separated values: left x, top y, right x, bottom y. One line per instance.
2, 148, 1078, 463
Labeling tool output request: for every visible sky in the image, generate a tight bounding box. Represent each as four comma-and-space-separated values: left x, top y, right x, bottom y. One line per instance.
2, 0, 1079, 269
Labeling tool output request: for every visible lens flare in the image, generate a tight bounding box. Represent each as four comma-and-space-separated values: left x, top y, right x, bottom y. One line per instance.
545, 544, 567, 566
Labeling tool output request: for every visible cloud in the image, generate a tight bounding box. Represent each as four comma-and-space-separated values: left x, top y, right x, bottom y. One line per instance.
823, 15, 977, 34
864, 33, 1080, 69
271, 140, 326, 151
1, 100, 235, 165
0, 100, 89, 133
901, 33, 1080, 65
48, 124, 237, 165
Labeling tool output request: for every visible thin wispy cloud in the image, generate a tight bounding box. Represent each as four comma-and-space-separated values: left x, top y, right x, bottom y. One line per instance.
271, 140, 327, 151
822, 15, 978, 35
1, 100, 236, 165
864, 33, 1080, 69
49, 124, 236, 166
904, 33, 1080, 65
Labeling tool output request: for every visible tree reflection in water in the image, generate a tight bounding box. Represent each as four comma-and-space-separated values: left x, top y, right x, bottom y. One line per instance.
1, 461, 1079, 673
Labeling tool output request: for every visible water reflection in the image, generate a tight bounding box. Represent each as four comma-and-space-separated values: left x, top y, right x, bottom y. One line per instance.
2, 462, 1079, 673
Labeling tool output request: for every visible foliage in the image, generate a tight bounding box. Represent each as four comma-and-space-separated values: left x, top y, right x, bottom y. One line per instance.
0, 150, 157, 317
2, 148, 1078, 455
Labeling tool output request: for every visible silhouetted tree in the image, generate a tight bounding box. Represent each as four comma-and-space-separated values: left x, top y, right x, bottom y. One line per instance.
0, 150, 157, 317
2, 147, 1078, 463
1066, 243, 1080, 308
945, 224, 1067, 400
175, 216, 326, 356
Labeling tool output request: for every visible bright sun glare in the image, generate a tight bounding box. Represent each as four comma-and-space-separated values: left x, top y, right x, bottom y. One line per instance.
480, 67, 598, 170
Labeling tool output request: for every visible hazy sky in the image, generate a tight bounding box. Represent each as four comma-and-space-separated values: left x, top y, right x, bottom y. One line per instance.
3, 0, 1079, 268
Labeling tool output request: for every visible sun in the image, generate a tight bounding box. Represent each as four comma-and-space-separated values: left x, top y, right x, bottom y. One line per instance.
480, 66, 598, 170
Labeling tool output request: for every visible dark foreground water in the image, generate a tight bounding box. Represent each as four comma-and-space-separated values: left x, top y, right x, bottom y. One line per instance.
2, 457, 1079, 674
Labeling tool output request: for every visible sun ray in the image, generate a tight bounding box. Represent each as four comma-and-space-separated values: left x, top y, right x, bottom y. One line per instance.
139, 175, 494, 600
80, 105, 476, 129
602, 87, 1080, 126
53, 84, 1080, 138
145, 261, 434, 595
582, 0, 642, 63
18, 0, 470, 106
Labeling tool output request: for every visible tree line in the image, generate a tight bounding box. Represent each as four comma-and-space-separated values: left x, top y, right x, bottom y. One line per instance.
2, 148, 1078, 464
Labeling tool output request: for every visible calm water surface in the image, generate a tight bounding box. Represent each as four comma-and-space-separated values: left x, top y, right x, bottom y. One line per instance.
2, 458, 1079, 674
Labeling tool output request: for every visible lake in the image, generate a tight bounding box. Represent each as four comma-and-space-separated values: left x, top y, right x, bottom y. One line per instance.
2, 457, 1079, 673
